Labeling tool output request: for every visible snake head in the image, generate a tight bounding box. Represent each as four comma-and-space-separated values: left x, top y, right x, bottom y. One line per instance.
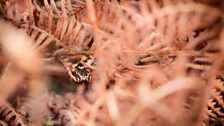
69, 62, 91, 84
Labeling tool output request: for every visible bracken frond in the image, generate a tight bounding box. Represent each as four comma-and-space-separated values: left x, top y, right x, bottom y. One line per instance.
0, 102, 25, 126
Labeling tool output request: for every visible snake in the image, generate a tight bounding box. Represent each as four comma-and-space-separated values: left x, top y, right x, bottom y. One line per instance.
53, 48, 94, 85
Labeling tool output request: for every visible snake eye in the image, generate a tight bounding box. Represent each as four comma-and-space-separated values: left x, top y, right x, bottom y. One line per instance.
77, 63, 85, 70
72, 62, 84, 69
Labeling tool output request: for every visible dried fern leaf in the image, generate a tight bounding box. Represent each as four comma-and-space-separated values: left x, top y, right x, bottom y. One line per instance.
21, 16, 93, 52
0, 103, 25, 126
205, 77, 224, 124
